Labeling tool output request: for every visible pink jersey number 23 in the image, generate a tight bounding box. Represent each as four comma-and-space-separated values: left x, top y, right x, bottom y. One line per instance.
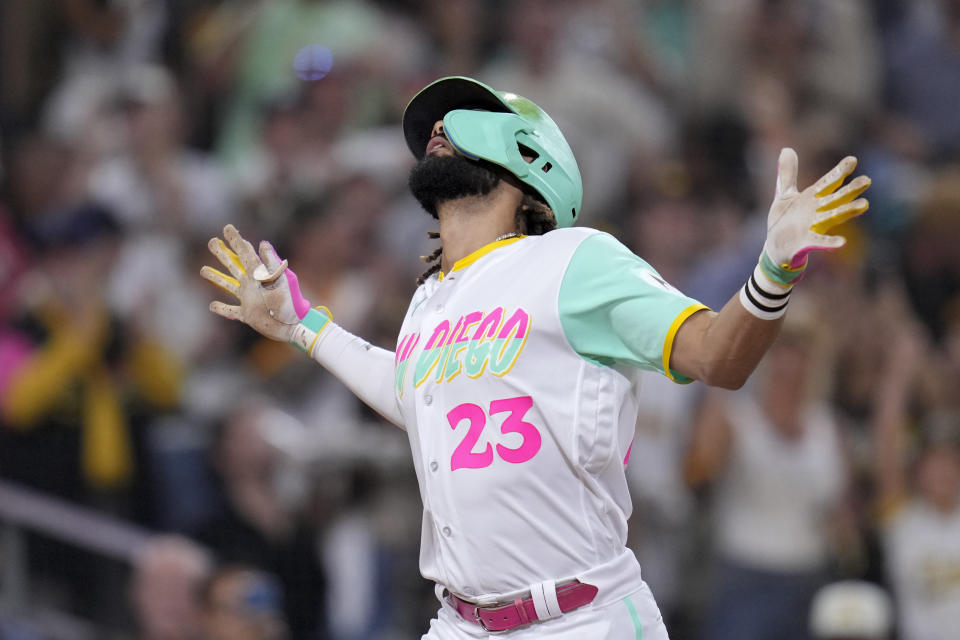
447, 395, 540, 471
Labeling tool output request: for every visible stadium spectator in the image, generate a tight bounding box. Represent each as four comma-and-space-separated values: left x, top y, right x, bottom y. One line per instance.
873, 319, 960, 640
194, 399, 325, 640
0, 205, 134, 495
685, 299, 851, 640
199, 565, 288, 640
130, 535, 211, 640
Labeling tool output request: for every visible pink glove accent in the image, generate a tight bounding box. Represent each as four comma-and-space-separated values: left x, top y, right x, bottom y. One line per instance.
788, 253, 811, 270
263, 241, 311, 321
284, 269, 311, 320
789, 244, 837, 269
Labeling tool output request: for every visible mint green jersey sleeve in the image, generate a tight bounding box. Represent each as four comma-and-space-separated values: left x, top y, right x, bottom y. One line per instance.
558, 232, 709, 383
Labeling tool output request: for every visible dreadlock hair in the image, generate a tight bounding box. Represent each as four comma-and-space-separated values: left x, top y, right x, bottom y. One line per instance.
417, 232, 444, 285
416, 190, 557, 285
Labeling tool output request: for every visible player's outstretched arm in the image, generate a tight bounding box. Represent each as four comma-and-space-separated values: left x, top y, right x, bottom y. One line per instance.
669, 148, 870, 389
201, 224, 404, 428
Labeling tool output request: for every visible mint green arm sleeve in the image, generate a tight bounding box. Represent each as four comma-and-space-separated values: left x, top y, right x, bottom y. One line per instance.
558, 232, 709, 382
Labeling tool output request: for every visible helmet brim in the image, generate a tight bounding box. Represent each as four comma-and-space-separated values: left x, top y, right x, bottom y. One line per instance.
402, 76, 512, 160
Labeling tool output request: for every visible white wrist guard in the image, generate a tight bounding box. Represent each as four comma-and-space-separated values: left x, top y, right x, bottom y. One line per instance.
740, 263, 792, 320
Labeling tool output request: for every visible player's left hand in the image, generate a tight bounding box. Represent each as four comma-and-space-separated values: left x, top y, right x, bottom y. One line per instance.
762, 148, 871, 284
201, 224, 312, 342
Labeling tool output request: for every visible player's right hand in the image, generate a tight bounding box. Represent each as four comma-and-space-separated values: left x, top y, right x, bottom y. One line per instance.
761, 148, 871, 284
201, 224, 313, 342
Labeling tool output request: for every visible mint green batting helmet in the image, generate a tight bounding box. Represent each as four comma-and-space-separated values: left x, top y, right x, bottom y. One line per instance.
402, 76, 583, 228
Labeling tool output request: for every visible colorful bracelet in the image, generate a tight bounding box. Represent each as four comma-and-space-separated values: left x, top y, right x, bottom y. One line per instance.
759, 251, 806, 286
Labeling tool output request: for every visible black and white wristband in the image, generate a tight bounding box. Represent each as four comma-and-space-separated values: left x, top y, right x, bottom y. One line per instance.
739, 263, 793, 320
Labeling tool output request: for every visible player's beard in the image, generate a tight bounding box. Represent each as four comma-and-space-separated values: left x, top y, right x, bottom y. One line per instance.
408, 154, 502, 219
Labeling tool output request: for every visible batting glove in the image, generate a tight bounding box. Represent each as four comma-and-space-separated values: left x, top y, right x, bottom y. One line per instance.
201, 224, 330, 353
760, 148, 870, 285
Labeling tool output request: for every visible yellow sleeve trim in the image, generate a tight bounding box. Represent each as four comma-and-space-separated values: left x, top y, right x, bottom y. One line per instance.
307, 331, 323, 356
306, 306, 332, 355
662, 303, 709, 382
440, 236, 526, 279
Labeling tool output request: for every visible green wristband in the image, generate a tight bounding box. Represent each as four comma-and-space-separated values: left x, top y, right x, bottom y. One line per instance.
759, 251, 806, 286
290, 307, 332, 354
300, 307, 331, 333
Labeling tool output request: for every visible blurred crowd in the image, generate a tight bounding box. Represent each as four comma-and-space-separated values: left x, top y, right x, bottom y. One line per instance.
0, 0, 958, 639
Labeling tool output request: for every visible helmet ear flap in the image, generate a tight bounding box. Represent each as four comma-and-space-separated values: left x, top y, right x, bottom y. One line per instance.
516, 142, 556, 179
514, 133, 553, 176
513, 131, 579, 226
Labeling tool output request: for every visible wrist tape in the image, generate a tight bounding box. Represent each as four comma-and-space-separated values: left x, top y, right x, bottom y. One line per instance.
740, 263, 792, 320
759, 251, 806, 286
289, 307, 332, 355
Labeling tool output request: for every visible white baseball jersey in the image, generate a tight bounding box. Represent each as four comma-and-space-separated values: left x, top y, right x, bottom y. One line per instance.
385, 227, 706, 604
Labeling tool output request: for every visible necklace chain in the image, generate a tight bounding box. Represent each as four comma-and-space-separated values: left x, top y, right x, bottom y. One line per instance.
494, 232, 519, 242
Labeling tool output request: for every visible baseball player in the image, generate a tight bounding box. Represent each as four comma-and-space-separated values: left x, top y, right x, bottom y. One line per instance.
201, 76, 870, 638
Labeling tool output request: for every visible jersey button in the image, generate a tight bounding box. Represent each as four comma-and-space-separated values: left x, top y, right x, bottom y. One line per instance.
429, 460, 438, 472
442, 526, 452, 537
435, 304, 445, 313
463, 587, 475, 596
424, 394, 433, 406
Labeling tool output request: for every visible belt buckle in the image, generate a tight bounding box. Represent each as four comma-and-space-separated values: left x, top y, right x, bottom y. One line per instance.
473, 606, 491, 632
473, 605, 508, 634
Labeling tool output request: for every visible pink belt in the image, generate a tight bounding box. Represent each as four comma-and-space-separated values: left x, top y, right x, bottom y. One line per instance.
445, 580, 599, 632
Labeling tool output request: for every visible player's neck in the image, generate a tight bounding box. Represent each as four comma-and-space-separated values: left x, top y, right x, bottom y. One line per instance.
436, 182, 522, 274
